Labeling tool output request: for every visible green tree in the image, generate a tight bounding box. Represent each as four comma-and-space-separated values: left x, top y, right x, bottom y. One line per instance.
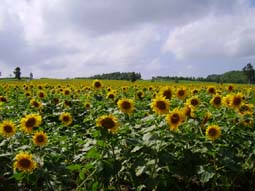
13, 67, 21, 80
242, 63, 255, 84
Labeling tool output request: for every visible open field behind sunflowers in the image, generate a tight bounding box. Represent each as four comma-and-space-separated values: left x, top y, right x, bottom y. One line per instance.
0, 79, 255, 191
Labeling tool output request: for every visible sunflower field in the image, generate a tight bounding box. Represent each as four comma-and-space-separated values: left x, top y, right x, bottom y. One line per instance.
0, 79, 254, 191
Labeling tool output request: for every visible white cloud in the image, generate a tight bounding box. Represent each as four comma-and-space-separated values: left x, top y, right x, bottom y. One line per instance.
0, 0, 255, 79
162, 3, 255, 60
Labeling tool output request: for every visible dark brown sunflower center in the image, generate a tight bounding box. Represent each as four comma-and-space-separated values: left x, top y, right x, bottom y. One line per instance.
63, 116, 70, 122
19, 158, 31, 168
39, 93, 44, 98
33, 102, 40, 107
171, 113, 180, 124
191, 99, 199, 106
108, 94, 114, 99
208, 128, 217, 137
26, 118, 36, 128
208, 88, 216, 94
156, 101, 166, 110
178, 90, 185, 96
121, 101, 131, 110
4, 125, 13, 133
228, 86, 233, 91
36, 135, 44, 143
163, 90, 172, 99
233, 97, 241, 106
64, 90, 70, 95
94, 82, 101, 88
213, 97, 221, 105
101, 118, 115, 129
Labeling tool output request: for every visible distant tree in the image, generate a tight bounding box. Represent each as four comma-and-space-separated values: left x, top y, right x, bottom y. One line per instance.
242, 63, 255, 84
30, 72, 33, 80
13, 67, 21, 80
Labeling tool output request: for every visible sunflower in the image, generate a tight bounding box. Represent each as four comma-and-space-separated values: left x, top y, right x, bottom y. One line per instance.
241, 113, 254, 127
63, 88, 72, 96
33, 131, 48, 147
30, 98, 42, 109
84, 102, 91, 110
117, 98, 134, 114
207, 86, 216, 94
186, 96, 200, 108
107, 91, 116, 100
25, 91, 31, 97
122, 86, 128, 92
151, 96, 170, 115
59, 112, 73, 126
37, 90, 46, 99
136, 90, 144, 99
192, 89, 199, 95
238, 103, 254, 115
205, 125, 221, 141
20, 114, 42, 133
176, 87, 187, 100
92, 79, 103, 89
222, 94, 232, 107
210, 94, 222, 108
159, 86, 172, 99
227, 85, 234, 92
230, 93, 244, 109
166, 109, 184, 131
0, 120, 16, 138
96, 115, 119, 133
13, 152, 37, 172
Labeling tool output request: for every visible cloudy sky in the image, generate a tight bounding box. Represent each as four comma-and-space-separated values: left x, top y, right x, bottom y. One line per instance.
0, 0, 255, 79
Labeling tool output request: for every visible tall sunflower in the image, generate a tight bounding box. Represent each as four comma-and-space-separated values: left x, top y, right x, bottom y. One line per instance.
20, 114, 42, 133
92, 79, 103, 90
166, 109, 184, 131
107, 91, 116, 100
210, 94, 222, 108
176, 87, 187, 100
151, 96, 170, 115
230, 93, 243, 109
117, 98, 134, 114
13, 152, 37, 172
205, 125, 221, 141
30, 98, 43, 109
37, 90, 46, 99
96, 115, 119, 133
63, 88, 72, 96
207, 86, 216, 94
0, 120, 16, 138
136, 90, 144, 100
186, 96, 200, 109
33, 131, 48, 147
222, 94, 232, 107
159, 86, 172, 100
238, 103, 254, 115
84, 102, 91, 110
59, 112, 73, 126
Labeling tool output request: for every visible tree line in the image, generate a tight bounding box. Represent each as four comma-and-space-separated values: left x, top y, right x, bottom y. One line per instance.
6, 63, 255, 84
152, 63, 255, 84
76, 72, 142, 82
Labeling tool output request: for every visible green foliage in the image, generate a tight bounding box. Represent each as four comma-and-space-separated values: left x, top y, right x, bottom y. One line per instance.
76, 71, 142, 81
0, 79, 255, 190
